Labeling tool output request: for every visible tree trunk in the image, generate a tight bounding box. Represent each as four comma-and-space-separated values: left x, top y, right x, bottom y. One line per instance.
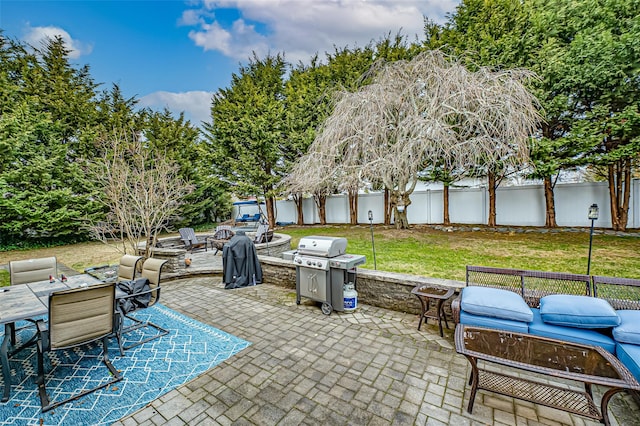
384, 188, 391, 225
543, 176, 557, 228
608, 159, 631, 231
394, 207, 409, 229
265, 196, 276, 227
314, 193, 327, 225
392, 192, 412, 229
292, 192, 304, 225
443, 184, 450, 225
488, 171, 497, 227
348, 189, 358, 225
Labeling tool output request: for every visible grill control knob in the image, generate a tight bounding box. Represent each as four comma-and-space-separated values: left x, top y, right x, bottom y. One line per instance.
307, 261, 312, 265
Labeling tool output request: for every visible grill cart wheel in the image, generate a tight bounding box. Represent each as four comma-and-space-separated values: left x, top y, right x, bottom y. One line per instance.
321, 302, 332, 315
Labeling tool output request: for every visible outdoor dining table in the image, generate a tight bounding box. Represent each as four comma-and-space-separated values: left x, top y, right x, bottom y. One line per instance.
0, 274, 101, 402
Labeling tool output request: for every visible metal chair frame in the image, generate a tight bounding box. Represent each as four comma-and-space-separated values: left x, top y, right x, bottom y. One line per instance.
115, 257, 169, 353
35, 282, 122, 412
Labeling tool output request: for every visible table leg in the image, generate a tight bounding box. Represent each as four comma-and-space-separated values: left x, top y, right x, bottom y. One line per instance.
600, 387, 625, 426
414, 294, 428, 331
436, 299, 445, 337
1, 324, 11, 402
465, 355, 480, 413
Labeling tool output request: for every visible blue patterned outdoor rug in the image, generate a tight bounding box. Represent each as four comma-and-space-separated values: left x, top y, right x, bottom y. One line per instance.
0, 304, 251, 425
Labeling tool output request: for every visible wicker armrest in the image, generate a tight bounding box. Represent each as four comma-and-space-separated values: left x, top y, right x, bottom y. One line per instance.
451, 295, 462, 324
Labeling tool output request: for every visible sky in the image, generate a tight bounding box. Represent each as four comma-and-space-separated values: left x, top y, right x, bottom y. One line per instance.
1, 0, 459, 126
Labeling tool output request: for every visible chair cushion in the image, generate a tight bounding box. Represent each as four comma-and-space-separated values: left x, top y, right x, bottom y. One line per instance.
461, 286, 533, 322
459, 310, 530, 334
529, 309, 616, 353
613, 310, 640, 345
616, 343, 640, 382
539, 295, 620, 329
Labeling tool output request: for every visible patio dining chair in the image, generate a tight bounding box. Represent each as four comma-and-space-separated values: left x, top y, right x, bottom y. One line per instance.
7, 257, 58, 348
179, 227, 208, 252
115, 257, 169, 353
117, 254, 143, 282
35, 282, 122, 412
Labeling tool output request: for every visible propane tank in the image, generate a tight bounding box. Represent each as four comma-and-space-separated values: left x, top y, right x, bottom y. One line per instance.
343, 282, 358, 312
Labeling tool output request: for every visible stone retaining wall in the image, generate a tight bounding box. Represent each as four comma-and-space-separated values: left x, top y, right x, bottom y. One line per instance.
259, 256, 465, 315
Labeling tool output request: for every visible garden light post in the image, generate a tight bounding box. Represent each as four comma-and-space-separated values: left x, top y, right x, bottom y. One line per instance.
587, 204, 599, 275
368, 210, 377, 270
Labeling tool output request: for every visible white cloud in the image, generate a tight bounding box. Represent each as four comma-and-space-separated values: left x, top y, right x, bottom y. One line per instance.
184, 0, 458, 62
23, 24, 92, 59
139, 91, 213, 125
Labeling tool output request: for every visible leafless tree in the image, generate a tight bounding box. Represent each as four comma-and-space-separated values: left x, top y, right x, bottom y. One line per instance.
284, 151, 337, 225
87, 128, 193, 257
290, 51, 540, 228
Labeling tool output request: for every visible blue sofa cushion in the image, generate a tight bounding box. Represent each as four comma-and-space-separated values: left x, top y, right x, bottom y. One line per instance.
539, 295, 620, 329
613, 310, 640, 345
529, 309, 616, 353
460, 310, 530, 334
616, 343, 640, 382
461, 287, 533, 322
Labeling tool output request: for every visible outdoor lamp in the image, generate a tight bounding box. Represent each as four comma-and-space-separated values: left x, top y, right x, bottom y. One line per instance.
587, 203, 598, 275
367, 210, 377, 270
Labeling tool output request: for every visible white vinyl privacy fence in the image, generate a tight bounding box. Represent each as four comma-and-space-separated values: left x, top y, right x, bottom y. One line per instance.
250, 180, 640, 229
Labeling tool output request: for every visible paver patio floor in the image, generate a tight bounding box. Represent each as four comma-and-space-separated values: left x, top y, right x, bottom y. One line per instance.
113, 272, 640, 426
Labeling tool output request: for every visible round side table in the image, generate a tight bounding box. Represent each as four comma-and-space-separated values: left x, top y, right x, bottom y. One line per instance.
411, 286, 455, 337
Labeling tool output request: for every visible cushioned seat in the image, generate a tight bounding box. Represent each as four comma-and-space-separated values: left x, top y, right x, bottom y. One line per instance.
461, 286, 534, 322
529, 309, 616, 353
616, 343, 640, 382
539, 294, 620, 328
613, 310, 640, 345
459, 310, 530, 333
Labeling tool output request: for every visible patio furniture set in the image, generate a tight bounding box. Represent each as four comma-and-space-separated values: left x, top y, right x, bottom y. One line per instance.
179, 224, 272, 255
1, 255, 168, 411
451, 265, 640, 426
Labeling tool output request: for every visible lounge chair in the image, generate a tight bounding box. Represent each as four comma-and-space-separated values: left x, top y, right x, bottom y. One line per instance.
35, 282, 122, 412
254, 223, 273, 244
179, 227, 208, 252
115, 257, 169, 353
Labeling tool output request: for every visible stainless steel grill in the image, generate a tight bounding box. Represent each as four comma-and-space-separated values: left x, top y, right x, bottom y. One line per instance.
294, 236, 365, 315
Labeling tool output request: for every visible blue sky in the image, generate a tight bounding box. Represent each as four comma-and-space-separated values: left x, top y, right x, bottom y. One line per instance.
1, 0, 459, 125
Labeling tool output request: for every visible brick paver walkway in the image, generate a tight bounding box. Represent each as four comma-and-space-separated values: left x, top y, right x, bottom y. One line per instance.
112, 276, 639, 426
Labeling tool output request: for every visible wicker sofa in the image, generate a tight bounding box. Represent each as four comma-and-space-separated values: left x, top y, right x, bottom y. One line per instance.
451, 266, 640, 384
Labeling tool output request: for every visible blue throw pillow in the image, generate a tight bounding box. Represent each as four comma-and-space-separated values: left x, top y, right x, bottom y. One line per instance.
539, 295, 620, 329
613, 310, 640, 345
461, 286, 533, 322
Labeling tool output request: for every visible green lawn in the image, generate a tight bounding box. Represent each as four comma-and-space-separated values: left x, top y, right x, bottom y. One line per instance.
1, 225, 639, 286
281, 225, 640, 281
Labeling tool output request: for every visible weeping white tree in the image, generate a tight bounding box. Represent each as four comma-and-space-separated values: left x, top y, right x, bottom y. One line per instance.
291, 51, 540, 228
284, 151, 337, 225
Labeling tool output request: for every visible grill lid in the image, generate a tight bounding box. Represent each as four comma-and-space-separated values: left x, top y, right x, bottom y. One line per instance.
297, 236, 347, 258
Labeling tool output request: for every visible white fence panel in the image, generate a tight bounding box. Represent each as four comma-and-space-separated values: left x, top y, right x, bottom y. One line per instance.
270, 179, 638, 229
357, 193, 384, 224
496, 185, 546, 226
450, 188, 485, 224
325, 194, 349, 224
554, 182, 612, 227
274, 200, 297, 224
